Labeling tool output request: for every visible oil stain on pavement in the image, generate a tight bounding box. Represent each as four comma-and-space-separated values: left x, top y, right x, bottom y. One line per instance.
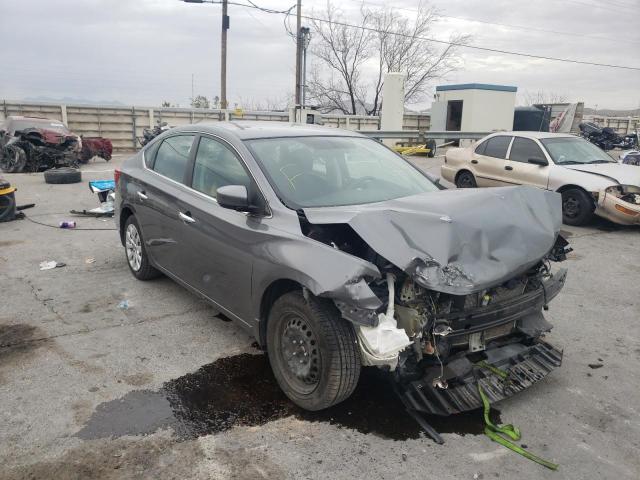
77, 353, 499, 442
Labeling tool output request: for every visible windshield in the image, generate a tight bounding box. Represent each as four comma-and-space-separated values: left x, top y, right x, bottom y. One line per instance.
541, 137, 615, 165
10, 118, 70, 134
246, 136, 438, 208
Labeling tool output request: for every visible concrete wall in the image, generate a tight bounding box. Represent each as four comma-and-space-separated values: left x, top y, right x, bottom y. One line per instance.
0, 100, 429, 152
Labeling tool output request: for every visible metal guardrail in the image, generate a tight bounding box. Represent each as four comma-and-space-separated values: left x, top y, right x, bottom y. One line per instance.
360, 130, 490, 140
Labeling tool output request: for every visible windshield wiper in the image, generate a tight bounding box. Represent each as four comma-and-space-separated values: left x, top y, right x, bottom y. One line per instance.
585, 160, 614, 164
556, 160, 583, 165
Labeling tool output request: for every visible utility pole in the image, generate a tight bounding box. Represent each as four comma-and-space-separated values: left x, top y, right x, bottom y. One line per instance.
221, 0, 229, 110
294, 0, 302, 106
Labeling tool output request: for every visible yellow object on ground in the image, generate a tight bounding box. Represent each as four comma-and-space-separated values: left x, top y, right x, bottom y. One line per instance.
393, 145, 431, 156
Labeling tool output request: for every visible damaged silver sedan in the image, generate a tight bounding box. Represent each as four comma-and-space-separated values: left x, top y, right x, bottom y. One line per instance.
114, 122, 570, 433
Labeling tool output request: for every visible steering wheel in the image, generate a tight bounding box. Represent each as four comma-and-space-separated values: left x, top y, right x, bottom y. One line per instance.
345, 176, 378, 189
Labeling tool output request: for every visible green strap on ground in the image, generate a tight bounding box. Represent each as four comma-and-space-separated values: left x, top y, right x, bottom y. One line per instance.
476, 364, 559, 471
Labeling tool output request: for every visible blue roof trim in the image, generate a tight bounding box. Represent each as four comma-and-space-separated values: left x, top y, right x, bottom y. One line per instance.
436, 83, 518, 92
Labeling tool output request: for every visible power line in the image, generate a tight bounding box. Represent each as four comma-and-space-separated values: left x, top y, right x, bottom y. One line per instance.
228, 1, 640, 71
350, 0, 640, 45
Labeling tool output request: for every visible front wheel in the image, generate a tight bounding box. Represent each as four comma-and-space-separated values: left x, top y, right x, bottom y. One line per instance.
561, 188, 594, 226
266, 291, 361, 411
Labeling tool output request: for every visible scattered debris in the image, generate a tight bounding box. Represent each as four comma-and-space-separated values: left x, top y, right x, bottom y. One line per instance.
118, 300, 129, 310
59, 221, 77, 229
70, 180, 115, 217
85, 258, 96, 264
588, 363, 603, 369
39, 260, 66, 270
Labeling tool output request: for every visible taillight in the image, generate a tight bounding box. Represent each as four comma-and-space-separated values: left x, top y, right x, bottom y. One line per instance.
114, 168, 121, 186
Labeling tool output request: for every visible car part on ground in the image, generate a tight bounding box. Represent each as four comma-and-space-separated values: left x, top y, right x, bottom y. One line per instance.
579, 122, 638, 151
44, 167, 82, 184
0, 116, 112, 173
116, 122, 571, 422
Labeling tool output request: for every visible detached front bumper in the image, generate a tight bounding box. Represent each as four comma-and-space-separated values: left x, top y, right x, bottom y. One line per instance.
398, 340, 563, 416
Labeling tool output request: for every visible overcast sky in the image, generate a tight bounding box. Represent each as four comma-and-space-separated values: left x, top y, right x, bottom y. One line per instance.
1, 0, 638, 111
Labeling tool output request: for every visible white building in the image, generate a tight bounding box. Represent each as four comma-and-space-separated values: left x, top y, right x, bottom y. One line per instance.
430, 84, 517, 139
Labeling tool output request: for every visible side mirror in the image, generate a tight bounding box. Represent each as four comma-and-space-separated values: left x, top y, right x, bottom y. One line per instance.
217, 185, 250, 212
528, 157, 548, 166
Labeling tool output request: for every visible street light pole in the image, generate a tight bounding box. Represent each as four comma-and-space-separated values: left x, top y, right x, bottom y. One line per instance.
183, 0, 228, 110
294, 0, 302, 106
221, 0, 229, 110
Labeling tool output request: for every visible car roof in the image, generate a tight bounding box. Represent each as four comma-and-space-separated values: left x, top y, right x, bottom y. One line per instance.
172, 121, 365, 140
483, 131, 576, 140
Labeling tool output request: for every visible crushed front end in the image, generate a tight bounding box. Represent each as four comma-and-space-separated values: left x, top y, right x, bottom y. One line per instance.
301, 186, 570, 434
391, 263, 566, 417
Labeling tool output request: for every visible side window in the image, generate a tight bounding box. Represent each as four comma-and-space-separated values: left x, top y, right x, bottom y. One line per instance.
509, 137, 545, 163
192, 137, 251, 198
153, 135, 194, 183
474, 141, 487, 155
483, 136, 512, 159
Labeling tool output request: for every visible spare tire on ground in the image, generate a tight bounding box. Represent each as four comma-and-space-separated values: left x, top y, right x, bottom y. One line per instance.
44, 167, 82, 185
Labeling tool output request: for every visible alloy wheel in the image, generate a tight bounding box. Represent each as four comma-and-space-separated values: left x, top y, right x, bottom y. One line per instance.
125, 223, 143, 272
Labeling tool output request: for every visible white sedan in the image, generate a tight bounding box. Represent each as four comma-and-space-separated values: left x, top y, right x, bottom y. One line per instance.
441, 131, 640, 226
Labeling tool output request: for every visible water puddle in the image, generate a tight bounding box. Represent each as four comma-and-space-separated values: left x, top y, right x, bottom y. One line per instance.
77, 353, 499, 441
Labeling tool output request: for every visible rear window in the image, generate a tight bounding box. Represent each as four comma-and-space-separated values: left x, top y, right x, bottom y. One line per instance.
152, 135, 195, 183
483, 136, 512, 159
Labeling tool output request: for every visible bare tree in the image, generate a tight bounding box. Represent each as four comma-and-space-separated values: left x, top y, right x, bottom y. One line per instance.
236, 94, 291, 111
308, 2, 373, 114
308, 1, 468, 115
521, 90, 569, 106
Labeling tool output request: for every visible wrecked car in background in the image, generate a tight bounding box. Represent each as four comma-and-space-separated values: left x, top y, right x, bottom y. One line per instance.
443, 132, 640, 226
0, 116, 112, 173
115, 122, 570, 436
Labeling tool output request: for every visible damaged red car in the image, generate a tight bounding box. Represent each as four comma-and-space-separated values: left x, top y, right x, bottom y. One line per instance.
0, 116, 112, 173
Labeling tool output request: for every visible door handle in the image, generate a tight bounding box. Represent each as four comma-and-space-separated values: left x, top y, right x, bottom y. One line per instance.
505, 166, 513, 171
471, 160, 479, 164
137, 191, 148, 200
178, 211, 196, 224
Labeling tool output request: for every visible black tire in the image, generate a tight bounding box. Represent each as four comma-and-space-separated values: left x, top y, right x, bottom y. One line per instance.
426, 140, 437, 158
1, 146, 27, 173
266, 291, 361, 411
123, 215, 161, 280
561, 188, 594, 226
455, 170, 477, 188
44, 167, 81, 184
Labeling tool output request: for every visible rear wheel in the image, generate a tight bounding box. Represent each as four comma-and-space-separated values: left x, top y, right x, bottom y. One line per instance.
124, 215, 161, 280
561, 188, 594, 226
455, 170, 477, 188
266, 291, 361, 411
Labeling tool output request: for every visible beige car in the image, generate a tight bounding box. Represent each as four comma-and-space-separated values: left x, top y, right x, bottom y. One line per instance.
442, 131, 640, 226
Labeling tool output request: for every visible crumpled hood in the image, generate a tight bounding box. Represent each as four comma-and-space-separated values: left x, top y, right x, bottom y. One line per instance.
303, 186, 562, 295
564, 163, 640, 186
